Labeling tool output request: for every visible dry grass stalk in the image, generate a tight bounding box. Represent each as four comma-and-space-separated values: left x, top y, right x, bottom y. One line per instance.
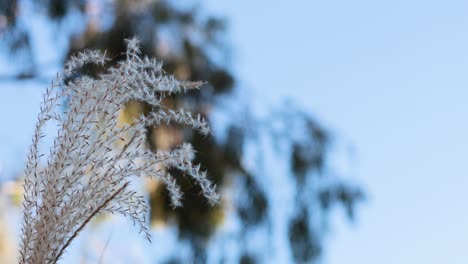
18, 38, 218, 264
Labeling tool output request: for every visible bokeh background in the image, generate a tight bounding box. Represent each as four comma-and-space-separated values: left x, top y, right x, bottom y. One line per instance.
1, 0, 467, 263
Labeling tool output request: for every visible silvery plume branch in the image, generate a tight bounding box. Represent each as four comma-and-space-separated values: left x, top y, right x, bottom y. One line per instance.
18, 38, 218, 264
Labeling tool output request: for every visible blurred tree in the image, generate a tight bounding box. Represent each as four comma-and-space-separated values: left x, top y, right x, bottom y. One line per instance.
1, 0, 364, 263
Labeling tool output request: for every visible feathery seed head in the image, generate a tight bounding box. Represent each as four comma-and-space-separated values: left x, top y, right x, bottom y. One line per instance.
19, 37, 217, 264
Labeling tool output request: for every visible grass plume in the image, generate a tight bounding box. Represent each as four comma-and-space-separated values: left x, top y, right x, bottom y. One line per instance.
18, 38, 218, 264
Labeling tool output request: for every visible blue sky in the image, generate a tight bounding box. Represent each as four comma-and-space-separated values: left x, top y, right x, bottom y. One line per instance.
206, 1, 468, 263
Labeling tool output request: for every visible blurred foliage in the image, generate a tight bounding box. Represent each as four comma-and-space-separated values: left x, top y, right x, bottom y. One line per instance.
289, 209, 322, 262
0, 0, 18, 27
3, 0, 364, 262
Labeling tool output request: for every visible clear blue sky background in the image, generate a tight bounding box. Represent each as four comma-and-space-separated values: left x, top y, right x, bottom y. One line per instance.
206, 1, 468, 263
